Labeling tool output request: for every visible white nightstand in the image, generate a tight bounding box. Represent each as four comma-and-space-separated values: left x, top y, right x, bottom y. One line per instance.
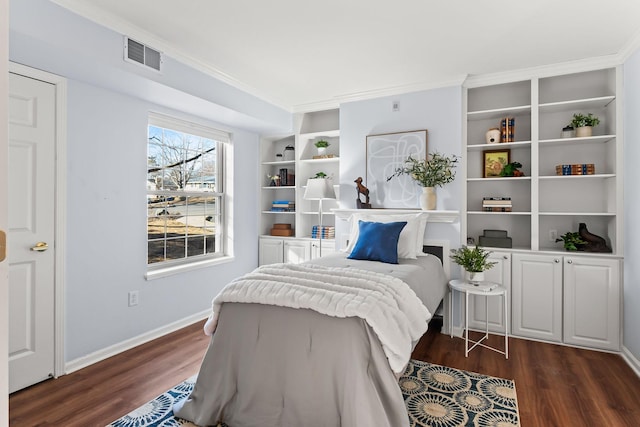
449, 279, 509, 359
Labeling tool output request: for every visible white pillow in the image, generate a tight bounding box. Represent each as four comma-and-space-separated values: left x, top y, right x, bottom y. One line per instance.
415, 214, 429, 256
344, 213, 427, 259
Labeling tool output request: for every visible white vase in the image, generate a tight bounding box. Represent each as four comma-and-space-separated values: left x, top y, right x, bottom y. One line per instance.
317, 147, 326, 155
465, 271, 485, 283
420, 187, 437, 210
485, 128, 501, 144
575, 126, 592, 137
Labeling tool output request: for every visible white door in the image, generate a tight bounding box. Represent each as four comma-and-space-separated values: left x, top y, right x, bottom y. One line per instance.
259, 237, 284, 265
564, 256, 620, 351
8, 72, 56, 393
511, 253, 563, 343
468, 251, 511, 333
284, 240, 310, 264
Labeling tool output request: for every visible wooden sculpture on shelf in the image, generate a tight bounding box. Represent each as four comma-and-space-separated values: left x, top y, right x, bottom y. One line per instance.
354, 177, 372, 209
578, 222, 612, 253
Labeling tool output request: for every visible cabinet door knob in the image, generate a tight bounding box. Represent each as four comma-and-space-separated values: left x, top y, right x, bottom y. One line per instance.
567, 259, 573, 264
554, 259, 560, 263
503, 255, 508, 259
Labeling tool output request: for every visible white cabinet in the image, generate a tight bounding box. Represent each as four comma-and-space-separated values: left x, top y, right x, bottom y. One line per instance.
468, 251, 511, 333
310, 240, 336, 259
511, 252, 621, 351
259, 237, 323, 266
259, 237, 284, 265
283, 239, 311, 264
564, 256, 620, 350
512, 253, 563, 343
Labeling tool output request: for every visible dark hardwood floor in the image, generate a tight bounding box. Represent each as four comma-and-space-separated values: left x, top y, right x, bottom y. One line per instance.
9, 318, 640, 426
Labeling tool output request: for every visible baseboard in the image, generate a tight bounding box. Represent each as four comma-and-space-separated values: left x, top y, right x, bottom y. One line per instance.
65, 309, 210, 374
621, 346, 640, 378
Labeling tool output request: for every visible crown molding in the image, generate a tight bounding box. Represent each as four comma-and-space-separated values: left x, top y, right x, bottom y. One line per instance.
335, 75, 468, 105
618, 28, 640, 63
463, 55, 622, 88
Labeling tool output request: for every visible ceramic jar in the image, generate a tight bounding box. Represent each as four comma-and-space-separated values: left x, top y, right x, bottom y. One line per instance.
486, 128, 501, 144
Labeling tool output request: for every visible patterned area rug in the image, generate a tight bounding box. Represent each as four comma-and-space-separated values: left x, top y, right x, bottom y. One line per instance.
107, 360, 520, 427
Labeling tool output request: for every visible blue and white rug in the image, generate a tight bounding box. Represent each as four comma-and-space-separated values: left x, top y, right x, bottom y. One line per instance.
107, 360, 520, 427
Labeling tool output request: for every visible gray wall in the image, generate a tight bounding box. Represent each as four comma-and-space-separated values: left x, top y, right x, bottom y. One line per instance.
338, 86, 463, 262
9, 0, 285, 363
624, 49, 640, 361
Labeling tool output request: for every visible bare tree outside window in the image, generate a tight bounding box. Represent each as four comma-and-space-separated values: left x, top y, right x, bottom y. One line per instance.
147, 123, 224, 266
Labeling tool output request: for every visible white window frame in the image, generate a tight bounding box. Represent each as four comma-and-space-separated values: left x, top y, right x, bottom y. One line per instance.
146, 112, 234, 279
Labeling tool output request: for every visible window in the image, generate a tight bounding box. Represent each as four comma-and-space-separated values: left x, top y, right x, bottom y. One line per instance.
147, 113, 229, 268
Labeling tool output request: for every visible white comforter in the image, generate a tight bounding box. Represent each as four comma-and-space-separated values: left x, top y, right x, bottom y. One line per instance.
203, 263, 431, 374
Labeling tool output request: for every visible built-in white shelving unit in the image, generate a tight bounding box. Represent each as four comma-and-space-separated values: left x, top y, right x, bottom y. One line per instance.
461, 66, 623, 352
259, 109, 340, 265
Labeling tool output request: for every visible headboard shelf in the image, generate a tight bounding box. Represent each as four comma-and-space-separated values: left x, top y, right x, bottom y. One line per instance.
332, 209, 459, 223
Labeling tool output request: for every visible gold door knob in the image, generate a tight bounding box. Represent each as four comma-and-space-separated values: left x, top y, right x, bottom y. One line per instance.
31, 242, 49, 252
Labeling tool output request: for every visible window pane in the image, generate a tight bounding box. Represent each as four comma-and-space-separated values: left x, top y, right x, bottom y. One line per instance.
147, 119, 225, 267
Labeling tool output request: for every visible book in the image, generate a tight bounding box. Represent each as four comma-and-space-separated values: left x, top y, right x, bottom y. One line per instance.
483, 197, 511, 200
483, 207, 513, 212
508, 117, 515, 142
482, 199, 512, 205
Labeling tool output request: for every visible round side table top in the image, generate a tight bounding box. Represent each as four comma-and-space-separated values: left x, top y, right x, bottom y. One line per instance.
448, 279, 507, 296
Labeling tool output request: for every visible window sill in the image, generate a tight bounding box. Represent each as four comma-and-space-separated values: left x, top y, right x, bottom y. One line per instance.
145, 255, 235, 280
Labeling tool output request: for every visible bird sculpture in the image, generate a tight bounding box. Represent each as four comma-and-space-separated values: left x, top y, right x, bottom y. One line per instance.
578, 222, 612, 253
354, 177, 371, 209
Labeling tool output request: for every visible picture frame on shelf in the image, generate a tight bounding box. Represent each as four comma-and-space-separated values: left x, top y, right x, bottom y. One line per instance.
483, 149, 511, 178
365, 129, 427, 209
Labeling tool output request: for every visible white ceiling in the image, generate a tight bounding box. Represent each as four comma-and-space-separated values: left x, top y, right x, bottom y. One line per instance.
52, 0, 640, 111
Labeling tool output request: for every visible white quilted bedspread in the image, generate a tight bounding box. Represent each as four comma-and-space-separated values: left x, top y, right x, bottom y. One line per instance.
203, 263, 431, 374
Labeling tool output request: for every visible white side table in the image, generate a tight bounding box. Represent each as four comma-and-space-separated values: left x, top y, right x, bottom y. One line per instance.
449, 279, 509, 359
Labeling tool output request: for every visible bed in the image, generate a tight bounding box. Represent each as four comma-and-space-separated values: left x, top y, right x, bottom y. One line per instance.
174, 213, 448, 427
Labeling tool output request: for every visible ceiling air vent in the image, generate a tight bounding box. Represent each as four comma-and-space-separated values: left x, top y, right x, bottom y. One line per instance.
124, 37, 162, 72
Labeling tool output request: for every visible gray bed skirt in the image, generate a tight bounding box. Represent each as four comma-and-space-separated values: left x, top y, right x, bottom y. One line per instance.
174, 302, 410, 427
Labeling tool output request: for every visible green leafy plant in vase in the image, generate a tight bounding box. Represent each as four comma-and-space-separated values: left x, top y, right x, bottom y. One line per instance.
387, 152, 459, 210
450, 245, 497, 283
569, 113, 600, 137
314, 139, 330, 155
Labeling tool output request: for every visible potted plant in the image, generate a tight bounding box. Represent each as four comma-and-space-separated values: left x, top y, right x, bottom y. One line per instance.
569, 113, 600, 137
386, 152, 459, 210
314, 139, 330, 155
499, 161, 524, 177
450, 245, 497, 283
556, 231, 587, 251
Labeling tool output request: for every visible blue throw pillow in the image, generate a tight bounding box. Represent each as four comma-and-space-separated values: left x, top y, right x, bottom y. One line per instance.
347, 220, 407, 264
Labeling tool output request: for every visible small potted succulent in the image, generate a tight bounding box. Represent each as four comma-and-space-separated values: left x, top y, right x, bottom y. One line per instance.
450, 245, 497, 283
569, 113, 600, 138
314, 139, 330, 155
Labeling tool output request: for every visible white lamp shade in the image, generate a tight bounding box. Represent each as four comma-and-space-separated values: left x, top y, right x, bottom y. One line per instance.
303, 178, 336, 200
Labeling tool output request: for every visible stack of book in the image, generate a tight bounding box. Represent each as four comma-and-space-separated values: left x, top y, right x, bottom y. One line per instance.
500, 117, 515, 142
482, 197, 512, 212
555, 164, 595, 175
278, 168, 295, 186
311, 225, 335, 239
271, 200, 295, 212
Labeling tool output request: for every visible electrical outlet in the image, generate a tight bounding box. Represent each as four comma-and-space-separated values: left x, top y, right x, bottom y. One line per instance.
549, 229, 558, 242
392, 101, 400, 112
128, 291, 139, 307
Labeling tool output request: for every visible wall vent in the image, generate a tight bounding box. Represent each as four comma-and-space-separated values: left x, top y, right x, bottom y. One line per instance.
124, 37, 162, 72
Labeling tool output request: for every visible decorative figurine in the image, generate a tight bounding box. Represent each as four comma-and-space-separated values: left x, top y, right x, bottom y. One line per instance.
578, 222, 612, 253
354, 177, 371, 209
